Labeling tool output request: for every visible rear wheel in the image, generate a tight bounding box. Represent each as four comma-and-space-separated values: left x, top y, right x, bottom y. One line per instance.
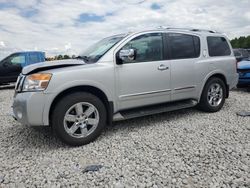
197, 77, 226, 112
51, 92, 107, 146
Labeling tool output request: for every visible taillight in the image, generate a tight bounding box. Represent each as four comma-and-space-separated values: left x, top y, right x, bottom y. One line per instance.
235, 59, 239, 71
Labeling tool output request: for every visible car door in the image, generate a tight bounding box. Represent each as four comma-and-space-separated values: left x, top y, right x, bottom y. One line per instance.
167, 33, 201, 101
0, 53, 25, 83
115, 32, 171, 110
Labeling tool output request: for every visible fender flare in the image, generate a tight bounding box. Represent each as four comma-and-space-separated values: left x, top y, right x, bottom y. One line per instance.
42, 81, 114, 125
198, 70, 228, 102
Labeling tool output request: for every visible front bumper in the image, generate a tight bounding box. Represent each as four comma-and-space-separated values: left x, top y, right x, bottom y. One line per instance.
12, 92, 48, 126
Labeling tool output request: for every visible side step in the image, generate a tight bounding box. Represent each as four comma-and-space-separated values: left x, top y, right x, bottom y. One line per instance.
113, 99, 198, 121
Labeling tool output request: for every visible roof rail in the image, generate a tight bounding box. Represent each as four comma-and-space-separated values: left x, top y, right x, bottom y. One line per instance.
190, 28, 217, 33
157, 26, 218, 33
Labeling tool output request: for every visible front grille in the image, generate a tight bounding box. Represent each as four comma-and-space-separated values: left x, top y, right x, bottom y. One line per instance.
15, 75, 25, 92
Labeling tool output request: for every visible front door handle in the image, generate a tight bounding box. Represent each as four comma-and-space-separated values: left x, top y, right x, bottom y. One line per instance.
158, 64, 169, 71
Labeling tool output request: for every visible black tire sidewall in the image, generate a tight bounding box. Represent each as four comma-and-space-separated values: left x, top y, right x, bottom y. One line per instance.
199, 78, 226, 112
52, 92, 107, 146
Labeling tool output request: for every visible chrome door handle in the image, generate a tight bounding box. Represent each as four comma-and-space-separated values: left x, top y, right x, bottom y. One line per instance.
158, 64, 169, 71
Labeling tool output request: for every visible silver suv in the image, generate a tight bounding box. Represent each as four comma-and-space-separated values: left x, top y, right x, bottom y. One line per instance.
12, 28, 238, 146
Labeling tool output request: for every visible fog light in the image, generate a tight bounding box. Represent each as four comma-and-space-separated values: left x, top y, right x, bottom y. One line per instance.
17, 111, 22, 119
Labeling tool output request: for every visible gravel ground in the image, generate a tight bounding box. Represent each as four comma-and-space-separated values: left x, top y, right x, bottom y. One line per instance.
0, 88, 249, 188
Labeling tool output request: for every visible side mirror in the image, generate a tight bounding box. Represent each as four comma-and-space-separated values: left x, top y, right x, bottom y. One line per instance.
3, 62, 9, 67
118, 49, 135, 63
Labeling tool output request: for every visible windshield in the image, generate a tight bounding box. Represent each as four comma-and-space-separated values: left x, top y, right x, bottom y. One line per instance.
233, 50, 241, 57
79, 34, 125, 63
240, 49, 250, 57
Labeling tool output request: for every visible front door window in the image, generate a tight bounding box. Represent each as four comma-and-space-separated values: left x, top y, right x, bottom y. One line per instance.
121, 33, 163, 63
10, 54, 25, 66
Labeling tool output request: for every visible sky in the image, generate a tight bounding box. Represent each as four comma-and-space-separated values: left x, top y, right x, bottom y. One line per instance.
0, 0, 250, 59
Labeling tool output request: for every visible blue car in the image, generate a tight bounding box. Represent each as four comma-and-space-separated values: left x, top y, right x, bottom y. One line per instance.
237, 59, 250, 87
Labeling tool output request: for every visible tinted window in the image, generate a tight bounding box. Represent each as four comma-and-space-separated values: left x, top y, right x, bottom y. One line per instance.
29, 53, 40, 63
121, 33, 163, 63
169, 33, 200, 59
207, 37, 231, 56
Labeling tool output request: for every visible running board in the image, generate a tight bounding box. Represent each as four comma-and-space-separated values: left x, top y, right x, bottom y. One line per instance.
113, 99, 198, 121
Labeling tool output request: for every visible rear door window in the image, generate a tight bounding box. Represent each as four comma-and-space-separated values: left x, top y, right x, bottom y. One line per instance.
207, 36, 231, 56
168, 33, 200, 59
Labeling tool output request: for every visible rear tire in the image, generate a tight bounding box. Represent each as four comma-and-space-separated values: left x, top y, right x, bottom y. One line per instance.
237, 84, 248, 88
197, 77, 226, 112
51, 92, 107, 146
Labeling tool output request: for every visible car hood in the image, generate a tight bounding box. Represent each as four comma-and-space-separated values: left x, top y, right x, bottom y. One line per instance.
238, 60, 250, 69
22, 59, 86, 74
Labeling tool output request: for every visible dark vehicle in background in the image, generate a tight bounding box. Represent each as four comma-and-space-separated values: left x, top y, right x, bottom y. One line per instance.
0, 51, 45, 84
233, 48, 250, 62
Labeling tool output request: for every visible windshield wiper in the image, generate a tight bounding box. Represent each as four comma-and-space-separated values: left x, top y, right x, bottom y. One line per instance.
76, 55, 89, 62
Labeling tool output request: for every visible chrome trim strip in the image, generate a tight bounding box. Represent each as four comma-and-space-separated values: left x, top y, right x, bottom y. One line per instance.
174, 86, 196, 91
15, 75, 25, 92
119, 89, 171, 99
14, 76, 21, 91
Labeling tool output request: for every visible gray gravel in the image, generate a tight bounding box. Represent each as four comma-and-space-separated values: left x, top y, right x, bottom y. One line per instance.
0, 88, 250, 187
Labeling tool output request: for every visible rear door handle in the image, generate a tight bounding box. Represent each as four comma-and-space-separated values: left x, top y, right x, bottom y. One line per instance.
158, 64, 169, 71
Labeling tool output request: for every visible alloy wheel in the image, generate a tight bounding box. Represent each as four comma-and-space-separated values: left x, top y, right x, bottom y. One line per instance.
207, 83, 223, 107
63, 102, 99, 138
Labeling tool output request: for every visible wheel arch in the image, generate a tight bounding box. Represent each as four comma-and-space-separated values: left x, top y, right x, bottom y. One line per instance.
48, 85, 114, 126
199, 73, 229, 101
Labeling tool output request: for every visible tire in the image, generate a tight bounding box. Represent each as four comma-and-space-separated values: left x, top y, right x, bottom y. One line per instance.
197, 77, 226, 112
237, 84, 248, 89
51, 92, 107, 146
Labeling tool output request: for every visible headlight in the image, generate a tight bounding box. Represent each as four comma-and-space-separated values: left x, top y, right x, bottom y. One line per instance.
22, 73, 52, 92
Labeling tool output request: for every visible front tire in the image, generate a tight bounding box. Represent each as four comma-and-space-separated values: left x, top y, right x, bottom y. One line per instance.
51, 92, 107, 146
197, 77, 226, 112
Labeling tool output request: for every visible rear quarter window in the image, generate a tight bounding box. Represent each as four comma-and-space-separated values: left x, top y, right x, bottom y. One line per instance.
207, 36, 231, 57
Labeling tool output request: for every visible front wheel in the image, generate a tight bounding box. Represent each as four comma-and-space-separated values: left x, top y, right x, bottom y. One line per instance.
51, 92, 107, 146
197, 77, 226, 112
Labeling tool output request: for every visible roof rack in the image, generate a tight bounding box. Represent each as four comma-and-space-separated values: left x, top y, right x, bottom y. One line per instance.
157, 26, 218, 33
